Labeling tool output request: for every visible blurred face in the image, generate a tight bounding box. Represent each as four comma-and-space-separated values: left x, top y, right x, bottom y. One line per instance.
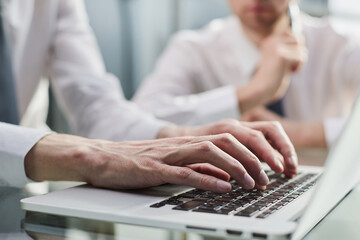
229, 0, 290, 31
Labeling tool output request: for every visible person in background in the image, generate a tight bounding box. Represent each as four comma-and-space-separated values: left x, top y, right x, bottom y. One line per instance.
0, 0, 298, 192
134, 0, 360, 149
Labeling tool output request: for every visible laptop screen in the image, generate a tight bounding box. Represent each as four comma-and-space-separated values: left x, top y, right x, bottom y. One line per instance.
293, 96, 360, 240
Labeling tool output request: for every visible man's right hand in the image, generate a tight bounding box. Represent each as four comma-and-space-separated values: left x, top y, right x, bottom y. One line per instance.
261, 30, 307, 74
237, 30, 308, 113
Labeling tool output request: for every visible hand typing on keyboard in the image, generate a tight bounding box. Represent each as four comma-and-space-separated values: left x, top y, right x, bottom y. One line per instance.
151, 171, 320, 219
26, 120, 297, 194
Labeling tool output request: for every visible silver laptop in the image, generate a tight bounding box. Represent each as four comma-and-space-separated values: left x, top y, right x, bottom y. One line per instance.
21, 98, 360, 240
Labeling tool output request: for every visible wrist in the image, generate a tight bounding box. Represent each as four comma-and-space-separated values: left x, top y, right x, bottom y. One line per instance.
301, 122, 327, 149
237, 82, 266, 114
24, 133, 95, 183
284, 121, 326, 149
237, 59, 288, 114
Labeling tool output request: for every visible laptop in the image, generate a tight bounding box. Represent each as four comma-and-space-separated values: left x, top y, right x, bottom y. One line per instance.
21, 98, 360, 240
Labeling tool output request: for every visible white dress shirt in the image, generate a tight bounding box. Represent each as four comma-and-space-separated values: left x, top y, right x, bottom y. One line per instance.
0, 0, 167, 188
134, 14, 360, 147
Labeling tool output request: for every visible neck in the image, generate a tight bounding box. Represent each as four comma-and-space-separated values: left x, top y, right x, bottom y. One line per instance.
241, 14, 290, 46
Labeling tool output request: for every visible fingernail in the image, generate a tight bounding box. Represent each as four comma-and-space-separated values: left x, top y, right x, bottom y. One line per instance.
256, 184, 266, 191
258, 170, 269, 186
289, 156, 298, 167
243, 173, 255, 189
276, 158, 284, 172
273, 152, 284, 173
217, 180, 231, 192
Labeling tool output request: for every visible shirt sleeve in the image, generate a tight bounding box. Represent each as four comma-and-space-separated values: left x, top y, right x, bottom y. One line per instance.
0, 123, 50, 188
48, 0, 168, 141
134, 33, 241, 126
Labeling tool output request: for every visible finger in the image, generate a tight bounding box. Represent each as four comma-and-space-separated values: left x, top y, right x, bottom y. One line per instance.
274, 149, 285, 167
208, 134, 269, 187
187, 163, 231, 182
255, 183, 266, 191
184, 128, 270, 187
277, 45, 304, 62
232, 126, 285, 174
261, 122, 298, 177
159, 165, 232, 193
170, 139, 257, 189
243, 122, 298, 177
281, 32, 305, 46
291, 62, 302, 72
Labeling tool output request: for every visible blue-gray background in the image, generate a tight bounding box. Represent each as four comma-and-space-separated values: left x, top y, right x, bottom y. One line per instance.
49, 0, 360, 133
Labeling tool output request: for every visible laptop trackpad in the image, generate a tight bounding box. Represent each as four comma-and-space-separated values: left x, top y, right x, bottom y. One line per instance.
23, 184, 190, 213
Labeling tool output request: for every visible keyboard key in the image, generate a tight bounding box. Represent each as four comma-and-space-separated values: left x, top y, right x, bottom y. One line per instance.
150, 202, 166, 208
178, 192, 198, 198
150, 172, 320, 218
256, 213, 270, 219
164, 200, 183, 205
240, 205, 260, 214
235, 211, 252, 217
218, 207, 234, 214
173, 201, 204, 211
193, 207, 218, 214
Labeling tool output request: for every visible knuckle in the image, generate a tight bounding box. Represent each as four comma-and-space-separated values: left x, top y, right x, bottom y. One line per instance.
220, 118, 238, 125
230, 161, 246, 174
141, 159, 159, 170
229, 160, 240, 170
269, 121, 282, 130
198, 141, 215, 152
218, 133, 235, 144
216, 119, 238, 130
182, 136, 196, 143
176, 168, 193, 180
249, 130, 264, 140
281, 148, 296, 158
248, 154, 260, 164
199, 176, 212, 187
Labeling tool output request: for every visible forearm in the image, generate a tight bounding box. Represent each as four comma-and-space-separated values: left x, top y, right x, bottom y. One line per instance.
283, 121, 327, 149
237, 59, 287, 113
24, 133, 98, 183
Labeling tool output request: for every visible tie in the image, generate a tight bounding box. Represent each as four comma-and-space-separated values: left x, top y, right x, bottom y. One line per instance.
0, 4, 19, 124
266, 98, 284, 117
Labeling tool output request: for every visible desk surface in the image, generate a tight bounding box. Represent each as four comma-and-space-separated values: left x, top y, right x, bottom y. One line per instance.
1, 150, 359, 240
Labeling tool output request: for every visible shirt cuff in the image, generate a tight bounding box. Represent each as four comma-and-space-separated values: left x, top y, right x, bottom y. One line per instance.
188, 85, 240, 125
122, 117, 169, 141
323, 118, 347, 148
0, 123, 50, 188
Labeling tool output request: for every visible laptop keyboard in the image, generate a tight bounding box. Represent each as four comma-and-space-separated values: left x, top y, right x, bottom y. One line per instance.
150, 171, 320, 219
